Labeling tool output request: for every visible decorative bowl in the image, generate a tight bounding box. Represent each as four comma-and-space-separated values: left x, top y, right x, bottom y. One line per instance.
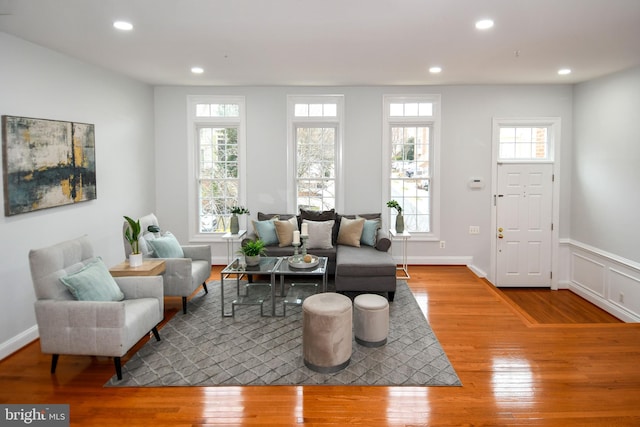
287, 255, 319, 269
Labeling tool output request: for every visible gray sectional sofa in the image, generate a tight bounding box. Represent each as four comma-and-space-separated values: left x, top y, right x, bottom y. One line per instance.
243, 210, 397, 301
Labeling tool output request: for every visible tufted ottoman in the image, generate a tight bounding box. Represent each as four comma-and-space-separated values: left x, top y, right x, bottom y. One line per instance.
354, 293, 389, 347
302, 292, 352, 373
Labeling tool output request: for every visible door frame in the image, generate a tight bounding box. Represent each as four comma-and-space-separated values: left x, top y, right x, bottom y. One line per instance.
489, 117, 562, 290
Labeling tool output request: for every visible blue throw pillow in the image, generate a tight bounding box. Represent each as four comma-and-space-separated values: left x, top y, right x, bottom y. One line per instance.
251, 219, 279, 246
147, 232, 185, 258
360, 218, 381, 247
60, 257, 125, 301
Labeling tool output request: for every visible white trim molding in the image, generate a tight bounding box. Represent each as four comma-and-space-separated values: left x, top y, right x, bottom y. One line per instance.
0, 325, 38, 361
559, 239, 640, 322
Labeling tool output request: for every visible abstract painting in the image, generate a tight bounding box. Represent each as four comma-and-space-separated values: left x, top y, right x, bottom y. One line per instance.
2, 116, 96, 216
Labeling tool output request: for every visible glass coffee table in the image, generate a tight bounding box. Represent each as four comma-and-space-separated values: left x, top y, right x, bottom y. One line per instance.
273, 256, 328, 317
220, 256, 281, 317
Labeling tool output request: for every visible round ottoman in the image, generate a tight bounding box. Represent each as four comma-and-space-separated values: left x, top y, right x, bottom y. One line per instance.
302, 292, 352, 373
354, 294, 389, 347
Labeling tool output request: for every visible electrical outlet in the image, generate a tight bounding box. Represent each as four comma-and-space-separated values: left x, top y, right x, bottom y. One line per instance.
439, 241, 446, 249
619, 292, 625, 304
469, 226, 480, 234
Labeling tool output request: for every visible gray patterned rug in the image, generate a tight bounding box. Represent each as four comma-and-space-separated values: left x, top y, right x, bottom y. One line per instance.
105, 280, 461, 387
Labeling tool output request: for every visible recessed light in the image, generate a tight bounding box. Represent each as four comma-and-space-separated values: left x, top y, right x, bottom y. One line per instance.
429, 66, 442, 74
113, 21, 133, 31
191, 67, 204, 74
475, 19, 494, 30
558, 68, 572, 75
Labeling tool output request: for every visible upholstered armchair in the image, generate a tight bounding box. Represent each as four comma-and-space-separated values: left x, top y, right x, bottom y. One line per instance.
29, 235, 164, 380
123, 213, 211, 314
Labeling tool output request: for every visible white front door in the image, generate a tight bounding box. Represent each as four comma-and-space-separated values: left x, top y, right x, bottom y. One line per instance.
496, 163, 553, 287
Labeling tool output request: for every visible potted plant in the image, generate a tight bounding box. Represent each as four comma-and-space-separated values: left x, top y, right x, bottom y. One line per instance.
387, 200, 404, 233
237, 239, 266, 266
124, 216, 143, 267
229, 206, 250, 235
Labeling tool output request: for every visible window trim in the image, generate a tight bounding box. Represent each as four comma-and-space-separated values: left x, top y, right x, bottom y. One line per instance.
287, 95, 344, 213
187, 95, 246, 242
382, 94, 441, 240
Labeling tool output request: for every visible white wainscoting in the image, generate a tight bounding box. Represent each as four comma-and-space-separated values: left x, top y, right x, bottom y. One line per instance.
559, 240, 640, 322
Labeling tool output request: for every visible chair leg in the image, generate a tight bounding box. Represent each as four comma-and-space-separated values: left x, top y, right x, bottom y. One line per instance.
182, 297, 188, 314
50, 354, 59, 374
114, 357, 122, 380
388, 291, 395, 302
202, 282, 209, 294
151, 327, 161, 341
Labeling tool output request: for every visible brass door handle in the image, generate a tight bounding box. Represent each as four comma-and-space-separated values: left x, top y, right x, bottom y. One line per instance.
498, 234, 503, 239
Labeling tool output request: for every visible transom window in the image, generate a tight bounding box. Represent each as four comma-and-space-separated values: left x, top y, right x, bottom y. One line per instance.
499, 126, 550, 160
384, 95, 441, 236
287, 95, 344, 212
187, 96, 246, 238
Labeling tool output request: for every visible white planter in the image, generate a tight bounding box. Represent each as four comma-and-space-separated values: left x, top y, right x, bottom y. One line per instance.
129, 253, 143, 267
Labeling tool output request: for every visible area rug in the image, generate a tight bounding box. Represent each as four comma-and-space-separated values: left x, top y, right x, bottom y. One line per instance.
105, 280, 461, 387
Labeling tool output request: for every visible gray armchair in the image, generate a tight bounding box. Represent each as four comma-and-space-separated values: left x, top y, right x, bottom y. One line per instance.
123, 213, 211, 314
29, 235, 164, 380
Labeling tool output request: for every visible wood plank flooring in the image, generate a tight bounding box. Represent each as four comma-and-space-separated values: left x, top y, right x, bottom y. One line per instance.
1, 265, 639, 426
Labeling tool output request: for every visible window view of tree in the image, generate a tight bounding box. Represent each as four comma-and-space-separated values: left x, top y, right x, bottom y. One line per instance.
199, 126, 239, 232
390, 125, 431, 232
296, 126, 336, 211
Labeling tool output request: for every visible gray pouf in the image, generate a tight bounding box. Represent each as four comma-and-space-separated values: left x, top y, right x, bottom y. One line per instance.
354, 293, 389, 347
302, 292, 352, 373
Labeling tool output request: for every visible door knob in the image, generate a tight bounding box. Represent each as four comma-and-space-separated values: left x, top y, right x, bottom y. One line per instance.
498, 233, 503, 239
498, 227, 503, 232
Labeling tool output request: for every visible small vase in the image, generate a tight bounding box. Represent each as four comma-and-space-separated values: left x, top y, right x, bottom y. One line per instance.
230, 213, 240, 234
395, 214, 404, 234
129, 253, 143, 267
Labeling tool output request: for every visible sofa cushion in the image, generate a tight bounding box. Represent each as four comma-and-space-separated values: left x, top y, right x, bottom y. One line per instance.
335, 245, 395, 277
252, 218, 279, 246
274, 216, 298, 247
147, 232, 184, 258
60, 257, 125, 302
337, 217, 365, 247
358, 216, 381, 247
300, 209, 339, 244
304, 219, 334, 249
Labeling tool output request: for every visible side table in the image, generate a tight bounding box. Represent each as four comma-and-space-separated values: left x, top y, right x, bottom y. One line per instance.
222, 230, 247, 265
389, 229, 410, 279
109, 259, 166, 277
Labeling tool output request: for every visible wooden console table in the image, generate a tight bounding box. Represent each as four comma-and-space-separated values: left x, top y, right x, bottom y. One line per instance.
109, 259, 166, 277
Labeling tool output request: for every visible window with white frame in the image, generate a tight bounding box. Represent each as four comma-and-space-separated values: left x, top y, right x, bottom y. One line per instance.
287, 95, 343, 212
498, 126, 551, 161
187, 96, 246, 237
383, 95, 440, 235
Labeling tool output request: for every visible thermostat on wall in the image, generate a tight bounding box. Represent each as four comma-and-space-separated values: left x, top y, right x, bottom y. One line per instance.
468, 177, 484, 189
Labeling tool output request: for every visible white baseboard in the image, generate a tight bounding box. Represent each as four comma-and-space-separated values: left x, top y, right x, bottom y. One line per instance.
0, 325, 38, 361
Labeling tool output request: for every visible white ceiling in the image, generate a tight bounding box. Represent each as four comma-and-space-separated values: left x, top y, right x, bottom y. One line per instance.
1, 0, 639, 86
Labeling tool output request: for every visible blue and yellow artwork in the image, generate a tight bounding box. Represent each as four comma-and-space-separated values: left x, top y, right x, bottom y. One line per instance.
1, 116, 97, 216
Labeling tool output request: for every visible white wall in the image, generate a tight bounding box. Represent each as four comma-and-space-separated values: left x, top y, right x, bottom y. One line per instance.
0, 33, 155, 359
562, 66, 640, 321
572, 67, 640, 261
154, 84, 573, 275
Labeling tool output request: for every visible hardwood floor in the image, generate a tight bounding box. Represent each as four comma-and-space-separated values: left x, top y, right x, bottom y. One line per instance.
2, 265, 639, 426
499, 287, 622, 324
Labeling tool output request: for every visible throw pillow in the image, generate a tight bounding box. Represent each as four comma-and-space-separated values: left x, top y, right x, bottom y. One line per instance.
251, 218, 279, 246
358, 216, 382, 247
300, 209, 339, 244
147, 232, 184, 258
304, 219, 334, 249
274, 216, 298, 247
337, 217, 365, 247
60, 257, 125, 302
